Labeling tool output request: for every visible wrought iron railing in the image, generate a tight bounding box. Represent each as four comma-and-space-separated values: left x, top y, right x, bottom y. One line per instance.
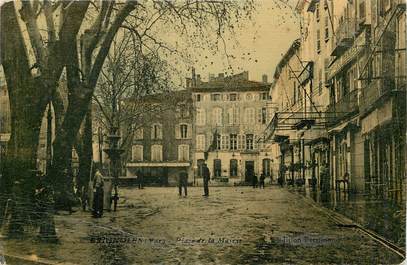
326, 89, 359, 125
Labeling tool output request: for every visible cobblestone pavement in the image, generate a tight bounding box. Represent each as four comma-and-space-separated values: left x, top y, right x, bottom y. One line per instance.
2, 186, 404, 265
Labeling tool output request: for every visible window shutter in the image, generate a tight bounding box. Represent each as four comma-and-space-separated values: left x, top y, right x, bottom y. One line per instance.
225, 135, 230, 150
151, 125, 155, 139
256, 108, 262, 123
159, 125, 163, 139
187, 124, 192, 139
185, 145, 190, 160
178, 145, 182, 161
176, 125, 181, 139
159, 145, 163, 161
253, 135, 258, 150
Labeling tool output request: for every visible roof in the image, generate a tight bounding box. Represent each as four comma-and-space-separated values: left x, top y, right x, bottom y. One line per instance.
271, 39, 301, 90
190, 72, 270, 93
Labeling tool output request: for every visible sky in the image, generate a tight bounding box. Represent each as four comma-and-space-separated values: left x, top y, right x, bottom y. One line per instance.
178, 0, 301, 83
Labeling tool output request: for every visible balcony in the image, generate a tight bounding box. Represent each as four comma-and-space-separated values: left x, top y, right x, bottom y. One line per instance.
331, 18, 363, 56
360, 77, 406, 115
326, 89, 359, 125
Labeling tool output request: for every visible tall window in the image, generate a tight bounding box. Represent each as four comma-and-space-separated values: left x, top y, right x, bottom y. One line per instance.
246, 134, 254, 150
261, 108, 267, 124
196, 135, 206, 151
151, 145, 163, 161
180, 124, 188, 139
244, 107, 255, 124
230, 134, 238, 150
238, 134, 246, 150
221, 135, 230, 150
263, 158, 271, 176
132, 145, 143, 161
215, 134, 221, 150
196, 109, 206, 126
178, 145, 189, 161
230, 159, 238, 177
212, 108, 223, 126
228, 108, 234, 125
214, 159, 222, 177
151, 123, 162, 139
134, 128, 143, 140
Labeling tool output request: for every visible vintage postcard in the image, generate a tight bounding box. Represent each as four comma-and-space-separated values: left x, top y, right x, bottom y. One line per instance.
0, 0, 405, 264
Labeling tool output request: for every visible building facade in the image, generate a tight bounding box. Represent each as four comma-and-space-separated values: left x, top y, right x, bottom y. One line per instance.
266, 0, 406, 204
189, 71, 272, 184
125, 90, 194, 186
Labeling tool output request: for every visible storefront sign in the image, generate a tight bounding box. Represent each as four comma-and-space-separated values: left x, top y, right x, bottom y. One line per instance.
327, 30, 367, 80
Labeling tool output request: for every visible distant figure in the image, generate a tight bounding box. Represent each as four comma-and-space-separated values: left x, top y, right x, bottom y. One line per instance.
92, 169, 104, 218
252, 173, 258, 188
319, 162, 330, 193
259, 173, 266, 189
136, 170, 144, 189
202, 163, 210, 197
178, 170, 188, 197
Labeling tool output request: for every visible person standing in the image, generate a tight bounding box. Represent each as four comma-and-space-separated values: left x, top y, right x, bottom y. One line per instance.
92, 169, 104, 218
252, 173, 258, 188
136, 170, 144, 189
178, 170, 188, 197
202, 163, 210, 197
259, 173, 266, 189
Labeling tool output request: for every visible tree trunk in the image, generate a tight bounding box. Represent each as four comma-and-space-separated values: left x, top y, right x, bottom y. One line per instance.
50, 92, 91, 209
76, 107, 93, 207
0, 2, 48, 237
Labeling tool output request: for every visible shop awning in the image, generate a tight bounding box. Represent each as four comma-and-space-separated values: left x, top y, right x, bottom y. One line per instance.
126, 162, 190, 168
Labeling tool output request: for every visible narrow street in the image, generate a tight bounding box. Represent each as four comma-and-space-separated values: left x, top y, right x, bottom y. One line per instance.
2, 186, 403, 265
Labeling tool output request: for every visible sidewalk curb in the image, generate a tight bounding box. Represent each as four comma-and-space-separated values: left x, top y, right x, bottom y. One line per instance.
287, 188, 406, 259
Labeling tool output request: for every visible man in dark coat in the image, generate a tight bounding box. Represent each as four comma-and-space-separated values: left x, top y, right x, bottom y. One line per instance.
252, 173, 258, 188
259, 173, 266, 189
178, 170, 188, 197
202, 163, 210, 197
92, 169, 104, 218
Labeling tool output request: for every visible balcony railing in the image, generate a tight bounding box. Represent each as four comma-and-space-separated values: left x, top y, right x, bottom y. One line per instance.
326, 89, 359, 125
360, 76, 406, 114
331, 18, 363, 56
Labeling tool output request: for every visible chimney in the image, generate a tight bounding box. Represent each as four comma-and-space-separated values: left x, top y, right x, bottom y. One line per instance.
186, 77, 192, 88
192, 67, 196, 87
262, 74, 268, 83
242, 71, 249, 80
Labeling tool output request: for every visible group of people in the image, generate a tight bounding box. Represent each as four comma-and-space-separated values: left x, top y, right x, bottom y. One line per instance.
251, 173, 267, 189
178, 162, 210, 197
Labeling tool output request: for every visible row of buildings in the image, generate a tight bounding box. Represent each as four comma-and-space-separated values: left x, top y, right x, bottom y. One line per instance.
124, 71, 273, 186
266, 0, 405, 203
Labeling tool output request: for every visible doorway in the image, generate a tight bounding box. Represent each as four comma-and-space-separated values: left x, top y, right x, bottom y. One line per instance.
245, 161, 255, 182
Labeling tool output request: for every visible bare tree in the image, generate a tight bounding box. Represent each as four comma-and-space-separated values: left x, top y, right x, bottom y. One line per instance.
0, 0, 254, 239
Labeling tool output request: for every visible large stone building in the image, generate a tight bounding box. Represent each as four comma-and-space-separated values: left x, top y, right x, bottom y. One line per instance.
125, 90, 193, 186
266, 0, 406, 204
189, 71, 272, 184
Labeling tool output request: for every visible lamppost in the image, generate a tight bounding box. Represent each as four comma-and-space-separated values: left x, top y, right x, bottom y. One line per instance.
103, 88, 124, 212
103, 126, 124, 212
46, 100, 52, 174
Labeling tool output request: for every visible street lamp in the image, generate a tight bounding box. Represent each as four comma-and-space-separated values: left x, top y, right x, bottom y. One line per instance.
103, 126, 124, 212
